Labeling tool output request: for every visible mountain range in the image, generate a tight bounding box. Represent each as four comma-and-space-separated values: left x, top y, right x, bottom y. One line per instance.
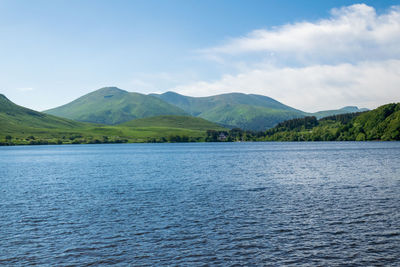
1, 88, 398, 145
44, 87, 367, 130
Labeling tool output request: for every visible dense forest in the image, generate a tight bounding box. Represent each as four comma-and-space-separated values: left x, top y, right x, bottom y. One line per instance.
264, 103, 400, 141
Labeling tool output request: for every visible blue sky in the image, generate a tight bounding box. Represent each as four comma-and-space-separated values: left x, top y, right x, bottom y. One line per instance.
1, 0, 399, 111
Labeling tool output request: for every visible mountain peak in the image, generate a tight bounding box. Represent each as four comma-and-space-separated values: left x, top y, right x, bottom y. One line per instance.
341, 106, 359, 110
163, 91, 180, 95
95, 86, 127, 94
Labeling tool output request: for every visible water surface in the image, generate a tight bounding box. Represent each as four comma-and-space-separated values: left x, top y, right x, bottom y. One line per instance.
1, 142, 399, 265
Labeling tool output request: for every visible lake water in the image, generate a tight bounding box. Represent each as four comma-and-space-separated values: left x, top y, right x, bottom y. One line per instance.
0, 142, 399, 266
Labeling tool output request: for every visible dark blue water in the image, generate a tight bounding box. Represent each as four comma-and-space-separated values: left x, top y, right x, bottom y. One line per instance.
1, 142, 399, 266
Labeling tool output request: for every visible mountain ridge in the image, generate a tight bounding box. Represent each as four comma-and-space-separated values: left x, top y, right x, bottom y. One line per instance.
44, 87, 188, 125
43, 87, 368, 130
151, 91, 307, 130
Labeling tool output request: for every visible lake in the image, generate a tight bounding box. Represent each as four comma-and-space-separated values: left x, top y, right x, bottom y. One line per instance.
0, 142, 399, 266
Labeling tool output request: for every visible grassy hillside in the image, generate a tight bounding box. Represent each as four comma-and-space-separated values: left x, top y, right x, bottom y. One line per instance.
121, 115, 226, 131
0, 94, 90, 133
264, 103, 400, 141
152, 91, 302, 114
44, 87, 187, 125
152, 91, 306, 130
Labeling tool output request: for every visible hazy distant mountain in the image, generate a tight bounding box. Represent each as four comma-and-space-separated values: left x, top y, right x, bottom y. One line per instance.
44, 87, 188, 125
151, 91, 307, 130
313, 106, 369, 119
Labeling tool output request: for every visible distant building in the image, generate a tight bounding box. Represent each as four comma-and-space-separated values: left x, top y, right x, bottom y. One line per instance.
218, 132, 227, 141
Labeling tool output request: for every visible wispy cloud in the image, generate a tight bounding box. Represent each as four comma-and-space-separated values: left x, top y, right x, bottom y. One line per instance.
174, 4, 400, 111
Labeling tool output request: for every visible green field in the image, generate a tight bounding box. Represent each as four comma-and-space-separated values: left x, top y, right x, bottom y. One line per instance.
121, 115, 226, 130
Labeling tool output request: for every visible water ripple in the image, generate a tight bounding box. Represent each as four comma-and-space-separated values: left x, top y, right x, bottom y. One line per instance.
0, 142, 399, 266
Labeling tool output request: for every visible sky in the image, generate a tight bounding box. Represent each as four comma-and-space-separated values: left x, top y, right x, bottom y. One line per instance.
1, 0, 399, 112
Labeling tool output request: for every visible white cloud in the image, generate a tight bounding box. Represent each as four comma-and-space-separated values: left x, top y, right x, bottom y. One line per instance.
201, 4, 400, 65
173, 60, 400, 112
173, 4, 400, 111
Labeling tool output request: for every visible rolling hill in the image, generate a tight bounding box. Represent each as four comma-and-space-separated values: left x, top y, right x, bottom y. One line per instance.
44, 87, 188, 125
151, 91, 307, 130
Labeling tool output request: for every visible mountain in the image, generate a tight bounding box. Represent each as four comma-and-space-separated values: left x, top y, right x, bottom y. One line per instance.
313, 106, 369, 119
44, 88, 370, 131
44, 87, 188, 125
264, 103, 400, 141
120, 115, 226, 131
151, 91, 307, 130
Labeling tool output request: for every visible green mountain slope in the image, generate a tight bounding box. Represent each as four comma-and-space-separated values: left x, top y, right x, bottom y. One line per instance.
152, 91, 301, 115
121, 115, 226, 131
264, 103, 400, 141
199, 104, 306, 130
350, 103, 400, 140
44, 87, 187, 125
151, 91, 306, 130
0, 93, 88, 134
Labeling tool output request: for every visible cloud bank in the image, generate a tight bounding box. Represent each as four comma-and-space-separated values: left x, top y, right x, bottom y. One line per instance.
173, 4, 400, 111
